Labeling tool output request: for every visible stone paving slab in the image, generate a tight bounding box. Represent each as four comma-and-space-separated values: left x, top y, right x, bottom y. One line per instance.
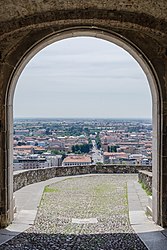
72, 218, 98, 224
0, 174, 166, 249
128, 180, 167, 250
0, 174, 147, 249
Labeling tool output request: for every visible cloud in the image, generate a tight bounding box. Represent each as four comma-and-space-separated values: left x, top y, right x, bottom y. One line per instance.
14, 37, 152, 119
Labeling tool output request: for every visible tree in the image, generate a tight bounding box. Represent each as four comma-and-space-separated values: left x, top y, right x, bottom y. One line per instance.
95, 133, 101, 149
17, 141, 26, 146
108, 145, 119, 152
72, 144, 92, 154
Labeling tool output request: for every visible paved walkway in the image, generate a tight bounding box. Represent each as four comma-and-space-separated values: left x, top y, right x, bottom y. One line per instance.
128, 181, 167, 250
0, 174, 166, 249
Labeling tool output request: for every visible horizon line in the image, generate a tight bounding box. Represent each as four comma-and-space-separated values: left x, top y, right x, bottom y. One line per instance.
14, 117, 152, 120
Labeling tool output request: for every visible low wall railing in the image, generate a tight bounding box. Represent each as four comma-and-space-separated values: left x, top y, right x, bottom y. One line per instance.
138, 170, 152, 195
13, 164, 152, 192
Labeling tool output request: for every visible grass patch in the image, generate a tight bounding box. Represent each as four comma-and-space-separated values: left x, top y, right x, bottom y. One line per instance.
145, 210, 152, 217
44, 186, 59, 193
39, 186, 59, 207
138, 180, 152, 196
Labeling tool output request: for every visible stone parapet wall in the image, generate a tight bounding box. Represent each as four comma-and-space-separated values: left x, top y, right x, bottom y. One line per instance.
138, 170, 152, 194
13, 165, 152, 192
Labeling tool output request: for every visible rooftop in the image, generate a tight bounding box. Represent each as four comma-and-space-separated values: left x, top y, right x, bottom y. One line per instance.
63, 155, 92, 163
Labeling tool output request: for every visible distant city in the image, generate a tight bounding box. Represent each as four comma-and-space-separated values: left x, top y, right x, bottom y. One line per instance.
13, 118, 152, 171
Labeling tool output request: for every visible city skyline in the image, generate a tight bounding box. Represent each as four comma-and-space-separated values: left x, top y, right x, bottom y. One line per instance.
14, 37, 152, 119
13, 118, 152, 171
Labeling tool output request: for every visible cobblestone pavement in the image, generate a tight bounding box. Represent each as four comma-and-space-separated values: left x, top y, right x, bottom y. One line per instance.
0, 175, 148, 249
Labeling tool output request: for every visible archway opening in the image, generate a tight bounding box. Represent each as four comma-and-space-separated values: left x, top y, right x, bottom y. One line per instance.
6, 29, 161, 231
13, 36, 152, 172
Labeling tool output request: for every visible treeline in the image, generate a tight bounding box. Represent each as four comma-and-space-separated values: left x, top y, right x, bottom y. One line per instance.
108, 145, 119, 152
95, 133, 101, 149
72, 143, 92, 154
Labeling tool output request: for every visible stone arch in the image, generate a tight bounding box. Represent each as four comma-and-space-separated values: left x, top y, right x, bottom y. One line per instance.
1, 26, 163, 228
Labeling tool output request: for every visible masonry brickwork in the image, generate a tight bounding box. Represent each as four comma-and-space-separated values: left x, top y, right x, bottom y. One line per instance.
0, 0, 167, 227
13, 165, 152, 192
138, 170, 152, 195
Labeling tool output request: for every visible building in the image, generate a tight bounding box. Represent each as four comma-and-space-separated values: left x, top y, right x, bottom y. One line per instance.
47, 155, 62, 167
103, 152, 128, 164
13, 157, 49, 170
62, 155, 92, 166
13, 145, 45, 155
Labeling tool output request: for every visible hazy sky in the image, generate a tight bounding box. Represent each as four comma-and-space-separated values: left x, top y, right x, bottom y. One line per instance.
14, 37, 152, 119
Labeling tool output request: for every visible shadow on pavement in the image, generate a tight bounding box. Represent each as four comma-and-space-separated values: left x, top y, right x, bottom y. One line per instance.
0, 231, 148, 250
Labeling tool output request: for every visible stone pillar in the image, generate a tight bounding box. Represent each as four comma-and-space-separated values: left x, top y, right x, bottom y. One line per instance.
152, 55, 167, 227
161, 115, 167, 226
160, 58, 167, 226
0, 112, 12, 227
152, 97, 161, 225
0, 64, 14, 227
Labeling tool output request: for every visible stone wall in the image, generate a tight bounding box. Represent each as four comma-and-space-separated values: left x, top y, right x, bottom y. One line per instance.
13, 164, 152, 192
138, 170, 152, 194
